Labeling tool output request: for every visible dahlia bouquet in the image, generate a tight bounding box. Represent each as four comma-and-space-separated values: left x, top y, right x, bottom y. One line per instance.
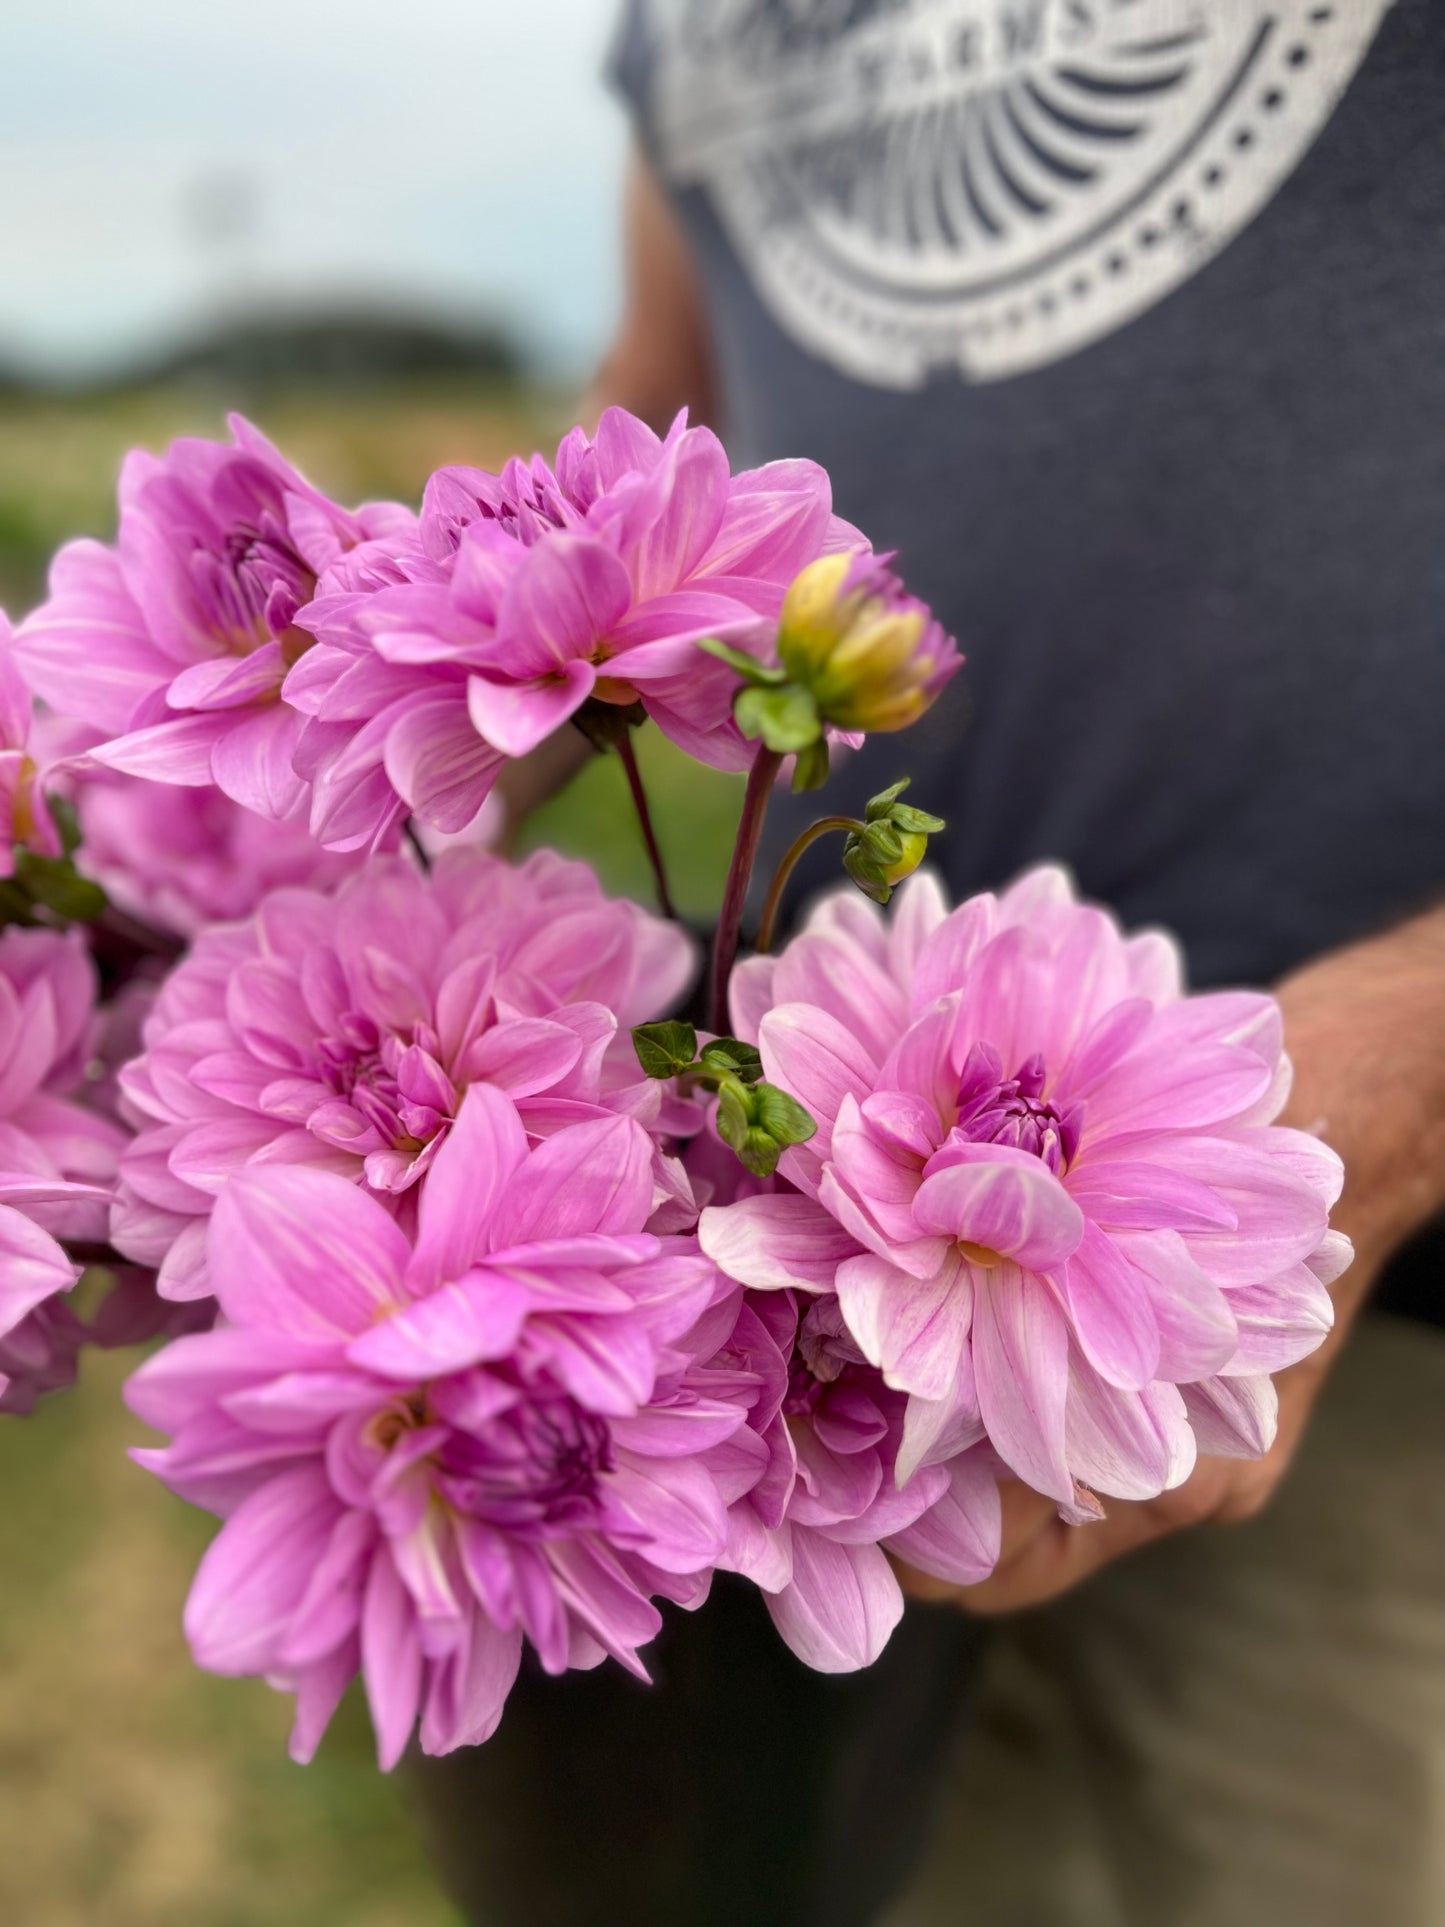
0, 409, 1345, 1767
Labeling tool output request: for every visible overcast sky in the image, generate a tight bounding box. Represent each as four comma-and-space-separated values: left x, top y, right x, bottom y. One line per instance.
0, 0, 630, 377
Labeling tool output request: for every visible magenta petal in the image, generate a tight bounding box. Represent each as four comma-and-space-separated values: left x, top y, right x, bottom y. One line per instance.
467, 660, 595, 758
1182, 1372, 1278, 1458
184, 1464, 344, 1674
0, 1205, 76, 1340
884, 1451, 1001, 1586
346, 1269, 533, 1379
698, 1193, 861, 1293
1065, 1369, 1196, 1501
1220, 1264, 1334, 1374
383, 694, 504, 831
835, 1250, 971, 1401
90, 711, 231, 785
757, 1003, 877, 1144
1116, 1228, 1238, 1382
915, 1142, 1085, 1270
419, 1616, 522, 1756
361, 1550, 424, 1772
765, 1534, 902, 1673
1055, 1221, 1161, 1392
210, 1166, 411, 1338
970, 1264, 1072, 1504
408, 1084, 527, 1288
487, 1112, 653, 1246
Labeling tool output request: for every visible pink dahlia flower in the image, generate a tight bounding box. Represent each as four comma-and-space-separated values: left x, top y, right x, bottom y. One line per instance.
0, 613, 62, 875
283, 408, 860, 848
699, 870, 1348, 1511
71, 764, 366, 938
111, 848, 697, 1300
0, 929, 128, 1405
125, 1087, 763, 1768
13, 416, 411, 822
709, 1289, 1000, 1671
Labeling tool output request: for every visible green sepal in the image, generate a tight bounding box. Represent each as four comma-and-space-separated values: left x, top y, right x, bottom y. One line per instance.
889, 804, 945, 834
790, 737, 831, 793
571, 696, 647, 752
631, 1019, 699, 1080
696, 637, 787, 687
46, 794, 83, 859
734, 683, 823, 754
752, 1082, 817, 1147
698, 1037, 764, 1083
864, 780, 911, 820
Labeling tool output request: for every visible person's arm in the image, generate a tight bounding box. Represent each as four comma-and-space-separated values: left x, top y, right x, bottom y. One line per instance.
585, 142, 718, 432
495, 143, 716, 837
904, 901, 1445, 1614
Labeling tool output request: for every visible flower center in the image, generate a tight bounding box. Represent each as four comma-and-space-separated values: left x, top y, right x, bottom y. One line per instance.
952, 1042, 1082, 1178
202, 522, 317, 658
437, 1394, 614, 1532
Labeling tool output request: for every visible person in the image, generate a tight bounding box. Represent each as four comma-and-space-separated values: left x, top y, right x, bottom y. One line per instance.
412, 5, 1445, 1920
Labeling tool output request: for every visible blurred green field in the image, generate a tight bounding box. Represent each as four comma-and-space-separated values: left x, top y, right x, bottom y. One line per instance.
0, 381, 741, 1925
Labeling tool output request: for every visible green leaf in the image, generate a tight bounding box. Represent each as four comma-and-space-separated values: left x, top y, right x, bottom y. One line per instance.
696, 637, 787, 687
631, 1019, 698, 1080
699, 1037, 764, 1083
789, 737, 831, 793
736, 1128, 784, 1177
753, 1082, 817, 1147
734, 684, 822, 754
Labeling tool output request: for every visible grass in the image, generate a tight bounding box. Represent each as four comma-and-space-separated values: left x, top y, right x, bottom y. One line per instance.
0, 378, 742, 1925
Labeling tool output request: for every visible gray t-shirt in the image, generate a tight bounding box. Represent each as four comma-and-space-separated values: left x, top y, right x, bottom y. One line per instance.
611, 0, 1445, 1323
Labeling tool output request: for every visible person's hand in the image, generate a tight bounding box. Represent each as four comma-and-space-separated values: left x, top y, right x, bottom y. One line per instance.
899, 906, 1445, 1615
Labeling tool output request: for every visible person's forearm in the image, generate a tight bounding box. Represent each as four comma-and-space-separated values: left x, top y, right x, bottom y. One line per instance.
1276, 901, 1445, 1299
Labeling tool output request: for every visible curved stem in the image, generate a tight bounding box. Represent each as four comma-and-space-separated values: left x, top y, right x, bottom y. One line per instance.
709, 748, 783, 1032
755, 816, 863, 956
616, 731, 676, 920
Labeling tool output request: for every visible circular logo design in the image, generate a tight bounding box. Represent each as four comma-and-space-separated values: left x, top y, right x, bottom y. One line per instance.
648, 1, 1393, 387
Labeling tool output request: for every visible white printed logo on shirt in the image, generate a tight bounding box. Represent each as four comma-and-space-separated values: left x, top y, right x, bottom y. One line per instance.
645, 0, 1392, 387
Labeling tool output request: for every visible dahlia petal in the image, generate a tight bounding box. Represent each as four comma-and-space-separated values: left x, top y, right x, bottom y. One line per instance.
1055, 1221, 1161, 1392
500, 532, 632, 668
1063, 1157, 1238, 1233
383, 693, 504, 830
1182, 1372, 1278, 1458
757, 1002, 877, 1146
466, 660, 596, 758
184, 1464, 344, 1675
1220, 1264, 1334, 1374
487, 1112, 654, 1246
346, 1269, 534, 1379
461, 1017, 587, 1099
884, 1451, 1001, 1586
604, 1452, 729, 1572
1116, 1228, 1239, 1382
836, 1249, 971, 1402
287, 1641, 358, 1765
0, 1205, 77, 1340
765, 1535, 902, 1673
210, 1166, 411, 1337
362, 1550, 424, 1772
1064, 1370, 1196, 1501
895, 1359, 984, 1486
408, 1084, 527, 1288
698, 1192, 861, 1294
970, 1264, 1072, 1504
90, 712, 232, 786
420, 1617, 524, 1756
1080, 1037, 1274, 1141
910, 898, 997, 1013
915, 1142, 1085, 1271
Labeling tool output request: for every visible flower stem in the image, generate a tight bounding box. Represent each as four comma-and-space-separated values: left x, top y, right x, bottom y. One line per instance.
616, 732, 676, 920
404, 818, 432, 873
754, 816, 863, 955
709, 747, 783, 1032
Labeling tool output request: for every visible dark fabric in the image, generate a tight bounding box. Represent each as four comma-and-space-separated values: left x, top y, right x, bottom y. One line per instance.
407, 1576, 986, 1927
611, 0, 1445, 1328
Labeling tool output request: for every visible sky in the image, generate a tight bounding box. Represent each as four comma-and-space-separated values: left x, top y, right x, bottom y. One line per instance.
0, 0, 631, 379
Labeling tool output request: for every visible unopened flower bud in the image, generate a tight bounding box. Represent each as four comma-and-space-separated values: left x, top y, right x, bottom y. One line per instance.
777, 554, 960, 735
843, 781, 945, 904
